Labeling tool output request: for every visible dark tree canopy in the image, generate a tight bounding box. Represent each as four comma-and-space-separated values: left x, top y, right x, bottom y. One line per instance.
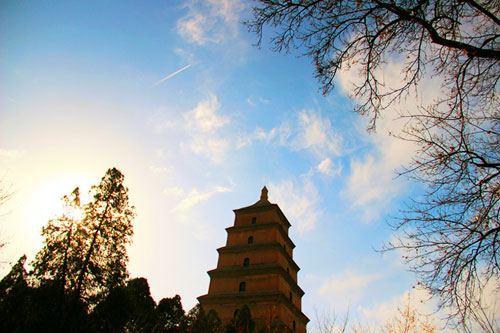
186, 304, 223, 333
248, 0, 500, 325
90, 277, 157, 331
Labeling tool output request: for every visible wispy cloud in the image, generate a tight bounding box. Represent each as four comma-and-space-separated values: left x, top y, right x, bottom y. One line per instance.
358, 287, 442, 328
237, 123, 290, 149
175, 186, 232, 211
183, 94, 231, 163
147, 108, 178, 134
316, 158, 342, 176
292, 110, 342, 157
318, 270, 382, 309
338, 57, 440, 222
177, 0, 246, 45
153, 65, 191, 86
268, 179, 321, 233
163, 186, 185, 197
184, 95, 229, 133
149, 164, 172, 174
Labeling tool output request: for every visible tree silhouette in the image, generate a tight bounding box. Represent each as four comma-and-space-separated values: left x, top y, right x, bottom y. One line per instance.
31, 168, 135, 311
90, 277, 156, 331
186, 304, 223, 333
248, 0, 500, 323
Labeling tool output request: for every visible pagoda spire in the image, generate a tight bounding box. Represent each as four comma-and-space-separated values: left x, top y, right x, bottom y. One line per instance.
260, 186, 268, 201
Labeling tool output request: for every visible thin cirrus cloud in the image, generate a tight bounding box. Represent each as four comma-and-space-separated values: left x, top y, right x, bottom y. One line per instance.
184, 95, 229, 133
176, 0, 245, 45
318, 270, 382, 309
292, 110, 343, 157
337, 56, 440, 223
174, 186, 232, 211
268, 179, 321, 233
153, 64, 191, 86
316, 157, 342, 177
183, 94, 231, 163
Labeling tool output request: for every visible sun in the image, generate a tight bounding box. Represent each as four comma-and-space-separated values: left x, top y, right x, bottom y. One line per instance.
27, 174, 95, 232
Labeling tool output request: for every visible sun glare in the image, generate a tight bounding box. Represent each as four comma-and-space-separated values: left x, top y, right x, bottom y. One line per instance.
27, 175, 94, 232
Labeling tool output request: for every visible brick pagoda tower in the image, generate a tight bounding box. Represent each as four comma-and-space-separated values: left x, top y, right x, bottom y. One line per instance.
198, 187, 309, 332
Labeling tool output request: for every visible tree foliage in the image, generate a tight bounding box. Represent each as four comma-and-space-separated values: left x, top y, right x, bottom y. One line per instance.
0, 256, 86, 332
90, 277, 157, 331
31, 167, 135, 308
247, 0, 500, 324
186, 304, 223, 333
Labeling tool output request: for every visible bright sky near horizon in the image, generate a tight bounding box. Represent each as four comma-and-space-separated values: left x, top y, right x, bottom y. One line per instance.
1, 0, 445, 330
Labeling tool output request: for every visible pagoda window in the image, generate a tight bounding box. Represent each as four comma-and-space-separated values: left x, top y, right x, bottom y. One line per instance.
248, 236, 254, 244
251, 217, 257, 224
239, 281, 246, 292
289, 292, 292, 302
293, 321, 296, 331
287, 267, 290, 274
243, 258, 250, 267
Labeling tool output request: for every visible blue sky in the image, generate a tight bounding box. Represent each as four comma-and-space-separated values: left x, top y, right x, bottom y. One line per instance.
0, 0, 443, 329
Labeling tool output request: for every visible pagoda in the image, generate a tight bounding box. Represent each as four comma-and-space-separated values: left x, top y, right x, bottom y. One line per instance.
198, 187, 309, 332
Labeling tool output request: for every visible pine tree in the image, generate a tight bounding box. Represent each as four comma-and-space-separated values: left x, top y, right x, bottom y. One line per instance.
31, 168, 135, 309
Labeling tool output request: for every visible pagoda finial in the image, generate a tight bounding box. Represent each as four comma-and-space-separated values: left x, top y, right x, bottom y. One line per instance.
260, 186, 268, 201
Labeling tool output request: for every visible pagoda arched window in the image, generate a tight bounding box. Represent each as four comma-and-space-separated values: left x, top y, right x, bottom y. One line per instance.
243, 258, 250, 267
239, 281, 246, 292
248, 236, 254, 244
251, 217, 257, 224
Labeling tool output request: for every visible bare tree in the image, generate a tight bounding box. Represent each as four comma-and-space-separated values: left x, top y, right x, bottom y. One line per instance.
247, 0, 500, 325
0, 180, 13, 256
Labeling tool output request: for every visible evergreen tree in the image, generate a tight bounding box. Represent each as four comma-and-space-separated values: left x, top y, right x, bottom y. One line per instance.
187, 304, 223, 333
155, 294, 187, 332
90, 277, 156, 332
31, 168, 135, 309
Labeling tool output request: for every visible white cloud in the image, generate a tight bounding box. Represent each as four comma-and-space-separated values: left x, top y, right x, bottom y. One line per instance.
188, 136, 230, 164
358, 287, 443, 329
268, 179, 321, 233
237, 110, 341, 175
237, 127, 278, 148
149, 164, 172, 174
183, 94, 231, 163
175, 186, 231, 211
318, 270, 382, 308
344, 154, 405, 222
292, 110, 342, 156
316, 157, 342, 176
184, 94, 229, 133
163, 186, 185, 197
177, 12, 209, 45
337, 58, 443, 222
176, 0, 246, 45
254, 127, 277, 142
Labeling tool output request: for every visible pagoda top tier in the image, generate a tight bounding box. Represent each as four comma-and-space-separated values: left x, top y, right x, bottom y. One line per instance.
233, 186, 291, 229
252, 186, 270, 207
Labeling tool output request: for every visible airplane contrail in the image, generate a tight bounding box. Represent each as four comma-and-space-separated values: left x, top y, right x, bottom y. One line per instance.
153, 64, 191, 86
